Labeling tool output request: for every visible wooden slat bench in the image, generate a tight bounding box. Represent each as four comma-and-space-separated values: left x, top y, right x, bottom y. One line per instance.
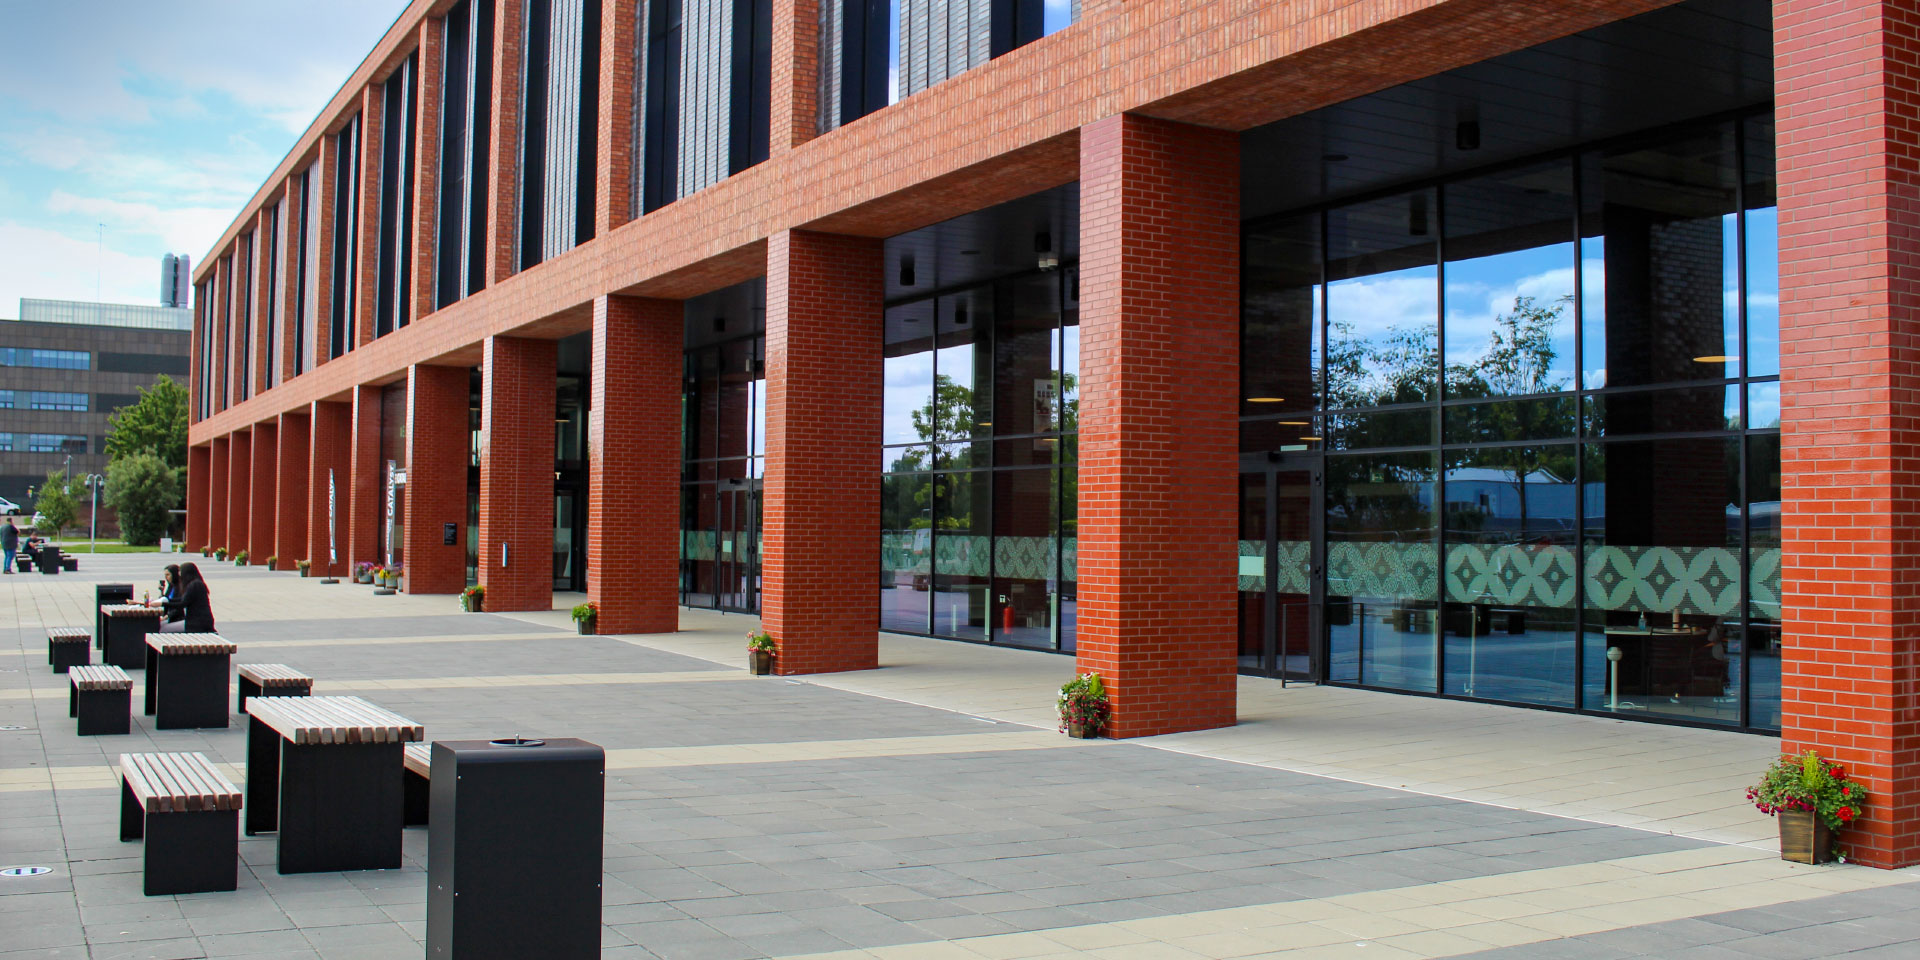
69, 665, 132, 736
236, 663, 313, 713
119, 752, 241, 895
402, 742, 431, 826
47, 627, 91, 674
244, 695, 424, 873
144, 634, 237, 730
100, 604, 163, 670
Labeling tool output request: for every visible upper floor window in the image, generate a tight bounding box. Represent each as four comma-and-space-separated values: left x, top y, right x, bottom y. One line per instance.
27, 434, 87, 454
29, 392, 88, 412
0, 348, 89, 370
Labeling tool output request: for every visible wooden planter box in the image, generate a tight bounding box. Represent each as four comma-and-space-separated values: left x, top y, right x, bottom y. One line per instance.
462, 595, 484, 613
1065, 720, 1099, 739
1779, 809, 1834, 864
576, 619, 594, 635
749, 650, 773, 675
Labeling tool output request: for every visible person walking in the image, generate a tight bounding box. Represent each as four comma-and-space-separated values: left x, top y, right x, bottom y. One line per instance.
1, 518, 17, 574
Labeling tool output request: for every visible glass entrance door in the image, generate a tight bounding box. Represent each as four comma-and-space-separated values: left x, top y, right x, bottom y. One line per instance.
717, 478, 759, 612
1238, 458, 1322, 681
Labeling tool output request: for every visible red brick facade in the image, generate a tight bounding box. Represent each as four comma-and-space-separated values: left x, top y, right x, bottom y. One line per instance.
762, 230, 883, 674
309, 400, 353, 577
186, 444, 210, 552
347, 385, 383, 571
207, 436, 228, 553
478, 337, 557, 610
405, 365, 471, 594
248, 420, 278, 565
1075, 114, 1241, 738
275, 414, 311, 569
1776, 0, 1920, 869
587, 295, 681, 633
225, 430, 251, 558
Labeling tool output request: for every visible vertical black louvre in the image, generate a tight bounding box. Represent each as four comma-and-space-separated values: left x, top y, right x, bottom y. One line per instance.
264, 203, 280, 389
576, 0, 601, 246
469, 0, 495, 296
238, 235, 252, 400
642, 0, 683, 213
218, 257, 232, 412
728, 0, 771, 174
521, 0, 600, 267
331, 115, 362, 359
520, 0, 552, 269
839, 0, 890, 126
438, 0, 472, 308
376, 54, 417, 338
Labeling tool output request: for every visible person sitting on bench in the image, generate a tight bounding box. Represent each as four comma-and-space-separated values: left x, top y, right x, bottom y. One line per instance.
155, 565, 185, 626
158, 563, 216, 634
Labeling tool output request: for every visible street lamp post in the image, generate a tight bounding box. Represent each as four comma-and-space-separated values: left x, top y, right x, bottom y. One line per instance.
86, 474, 104, 552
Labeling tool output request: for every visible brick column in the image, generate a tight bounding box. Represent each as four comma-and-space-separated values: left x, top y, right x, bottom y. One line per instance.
596, 0, 639, 234
309, 400, 353, 577
487, 0, 526, 284
249, 420, 278, 566
252, 207, 275, 396
479, 337, 556, 611
276, 412, 311, 571
588, 295, 680, 633
1778, 0, 1920, 869
405, 365, 471, 594
770, 0, 820, 153
411, 16, 444, 321
186, 443, 211, 552
279, 173, 302, 381
312, 134, 339, 367
208, 436, 229, 553
1075, 114, 1240, 738
763, 230, 882, 674
355, 84, 385, 350
226, 429, 252, 558
348, 385, 384, 570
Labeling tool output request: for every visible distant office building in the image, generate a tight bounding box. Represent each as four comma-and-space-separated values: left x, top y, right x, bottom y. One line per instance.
161, 254, 192, 308
1, 298, 193, 516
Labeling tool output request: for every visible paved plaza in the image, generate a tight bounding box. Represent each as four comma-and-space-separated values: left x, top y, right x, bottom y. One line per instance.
2, 555, 1917, 960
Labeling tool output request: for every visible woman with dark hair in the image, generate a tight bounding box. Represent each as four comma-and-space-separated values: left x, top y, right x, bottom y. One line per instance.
159, 562, 216, 633
155, 564, 184, 624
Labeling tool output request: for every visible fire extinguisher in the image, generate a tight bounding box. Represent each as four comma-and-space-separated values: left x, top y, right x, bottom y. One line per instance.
1001, 597, 1015, 631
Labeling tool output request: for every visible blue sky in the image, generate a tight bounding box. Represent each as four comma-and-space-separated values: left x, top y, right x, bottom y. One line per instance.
0, 1, 404, 314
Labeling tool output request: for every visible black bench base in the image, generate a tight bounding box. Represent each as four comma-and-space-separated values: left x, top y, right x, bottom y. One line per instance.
120, 781, 238, 896
237, 677, 311, 713
145, 652, 231, 730
50, 642, 90, 674
245, 716, 402, 873
403, 766, 430, 827
103, 619, 156, 670
71, 686, 130, 736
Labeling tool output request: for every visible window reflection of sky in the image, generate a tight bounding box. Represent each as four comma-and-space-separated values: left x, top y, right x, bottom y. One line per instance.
1443, 244, 1576, 392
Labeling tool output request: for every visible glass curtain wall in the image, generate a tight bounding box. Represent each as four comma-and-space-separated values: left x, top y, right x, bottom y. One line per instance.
1242, 111, 1780, 730
881, 267, 1078, 651
680, 280, 767, 611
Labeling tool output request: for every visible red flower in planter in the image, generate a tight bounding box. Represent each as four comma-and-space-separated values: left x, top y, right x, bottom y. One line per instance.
1838, 806, 1855, 823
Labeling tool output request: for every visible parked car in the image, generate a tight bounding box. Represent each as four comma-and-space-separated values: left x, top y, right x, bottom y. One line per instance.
0, 496, 21, 516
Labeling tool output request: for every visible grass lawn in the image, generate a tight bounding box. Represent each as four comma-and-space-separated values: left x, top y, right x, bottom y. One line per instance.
48, 539, 165, 553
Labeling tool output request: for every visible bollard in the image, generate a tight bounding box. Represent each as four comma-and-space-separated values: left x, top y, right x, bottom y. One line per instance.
426, 738, 604, 959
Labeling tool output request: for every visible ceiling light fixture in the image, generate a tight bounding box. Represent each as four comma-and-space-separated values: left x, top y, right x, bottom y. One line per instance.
1277, 420, 1310, 426
1246, 397, 1285, 403
1693, 355, 1739, 363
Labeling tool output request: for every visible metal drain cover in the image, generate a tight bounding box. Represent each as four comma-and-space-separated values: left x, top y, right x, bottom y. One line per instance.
0, 725, 27, 731
1, 866, 52, 878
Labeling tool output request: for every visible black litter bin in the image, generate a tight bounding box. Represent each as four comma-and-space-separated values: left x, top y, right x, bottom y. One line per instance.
39, 544, 60, 575
97, 584, 134, 652
426, 738, 604, 960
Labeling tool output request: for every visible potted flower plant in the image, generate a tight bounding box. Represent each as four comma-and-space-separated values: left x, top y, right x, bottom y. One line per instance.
297, 559, 312, 577
1748, 750, 1868, 864
747, 632, 775, 675
265, 554, 278, 571
201, 547, 212, 558
572, 601, 597, 635
461, 584, 485, 612
1058, 673, 1110, 739
215, 547, 228, 561
234, 549, 249, 566
389, 564, 403, 588
354, 561, 374, 584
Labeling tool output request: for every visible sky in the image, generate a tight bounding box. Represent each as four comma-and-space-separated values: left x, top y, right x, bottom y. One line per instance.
0, 1, 405, 315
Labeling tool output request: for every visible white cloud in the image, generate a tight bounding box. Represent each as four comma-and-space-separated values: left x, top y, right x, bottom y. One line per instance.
0, 222, 156, 314
45, 190, 236, 257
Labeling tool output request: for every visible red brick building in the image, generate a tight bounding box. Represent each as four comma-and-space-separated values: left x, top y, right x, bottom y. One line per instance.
187, 0, 1920, 866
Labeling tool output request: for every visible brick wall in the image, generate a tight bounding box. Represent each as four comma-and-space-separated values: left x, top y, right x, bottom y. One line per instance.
762, 229, 882, 674
410, 17, 444, 323
587, 294, 681, 633
1776, 0, 1920, 870
248, 420, 278, 565
276, 412, 311, 569
1075, 113, 1240, 738
479, 337, 557, 610
226, 429, 252, 558
348, 384, 383, 570
487, 0, 526, 285
405, 364, 472, 594
186, 444, 211, 552
208, 436, 229, 552
309, 400, 353, 577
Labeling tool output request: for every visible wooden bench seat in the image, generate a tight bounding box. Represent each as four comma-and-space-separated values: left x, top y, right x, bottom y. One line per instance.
119, 752, 241, 895
243, 696, 424, 873
48, 627, 90, 674
402, 743, 432, 826
236, 663, 313, 712
246, 695, 424, 745
69, 665, 132, 735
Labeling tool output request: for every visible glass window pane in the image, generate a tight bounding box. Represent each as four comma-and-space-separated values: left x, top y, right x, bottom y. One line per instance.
1580, 124, 1740, 388
1243, 212, 1323, 414
1061, 268, 1079, 435
1442, 444, 1579, 706
1325, 451, 1438, 691
1060, 462, 1076, 653
1444, 396, 1577, 445
1326, 407, 1430, 450
933, 471, 987, 640
1581, 438, 1741, 725
935, 288, 990, 440
681, 482, 716, 608
1745, 433, 1781, 729
1744, 117, 1779, 379
1238, 472, 1268, 673
716, 340, 753, 458
1242, 416, 1320, 455
1327, 189, 1438, 408
881, 472, 932, 634
1443, 159, 1576, 399
1748, 381, 1780, 429
1583, 385, 1739, 437
993, 467, 1058, 650
884, 299, 935, 445
994, 275, 1057, 436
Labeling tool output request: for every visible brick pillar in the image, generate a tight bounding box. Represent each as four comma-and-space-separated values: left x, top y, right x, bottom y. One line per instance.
252, 207, 275, 396
276, 412, 311, 571
588, 295, 680, 633
1075, 114, 1240, 738
410, 16, 443, 322
226, 429, 252, 559
348, 385, 383, 570
405, 365, 471, 594
596, 0, 639, 234
355, 84, 385, 350
479, 337, 556, 611
770, 0, 820, 153
309, 400, 353, 577
312, 134, 339, 367
763, 230, 882, 674
487, 0, 526, 284
249, 420, 278, 566
1777, 0, 1920, 869
208, 436, 229, 553
186, 443, 211, 552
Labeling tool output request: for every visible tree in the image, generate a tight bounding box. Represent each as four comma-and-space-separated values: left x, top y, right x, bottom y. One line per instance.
105, 454, 181, 546
34, 472, 76, 537
105, 374, 189, 470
